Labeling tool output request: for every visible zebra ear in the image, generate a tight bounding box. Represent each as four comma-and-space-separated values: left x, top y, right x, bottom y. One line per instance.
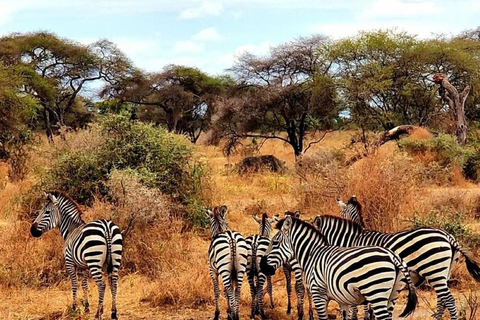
282, 215, 293, 233
294, 210, 301, 218
252, 214, 261, 224
46, 192, 58, 203
337, 197, 346, 208
312, 216, 322, 230
219, 205, 228, 219
272, 214, 280, 222
205, 208, 213, 218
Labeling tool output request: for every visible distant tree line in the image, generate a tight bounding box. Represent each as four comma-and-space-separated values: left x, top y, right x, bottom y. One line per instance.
1, 28, 480, 159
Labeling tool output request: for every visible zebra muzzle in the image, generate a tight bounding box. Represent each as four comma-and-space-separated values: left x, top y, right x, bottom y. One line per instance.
30, 223, 42, 238
260, 256, 276, 276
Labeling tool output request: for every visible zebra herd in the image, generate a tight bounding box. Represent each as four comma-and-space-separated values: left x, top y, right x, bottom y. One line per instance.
206, 196, 480, 320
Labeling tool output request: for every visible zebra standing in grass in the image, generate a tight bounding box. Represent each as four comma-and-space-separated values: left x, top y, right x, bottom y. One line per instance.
206, 205, 248, 320
260, 216, 418, 320
312, 214, 480, 320
245, 213, 278, 319
282, 210, 314, 320
337, 195, 365, 228
30, 191, 123, 319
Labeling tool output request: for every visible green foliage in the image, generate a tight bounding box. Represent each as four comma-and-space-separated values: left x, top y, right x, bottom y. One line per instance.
399, 134, 473, 167
42, 114, 210, 225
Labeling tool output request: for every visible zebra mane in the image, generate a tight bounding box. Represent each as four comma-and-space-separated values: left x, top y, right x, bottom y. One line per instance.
347, 196, 364, 219
320, 214, 364, 230
48, 191, 83, 216
275, 217, 330, 244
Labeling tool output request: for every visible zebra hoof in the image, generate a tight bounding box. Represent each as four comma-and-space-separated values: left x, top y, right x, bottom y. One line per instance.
213, 310, 220, 320
286, 306, 291, 314
111, 311, 117, 319
297, 311, 304, 320
260, 311, 267, 319
308, 310, 314, 320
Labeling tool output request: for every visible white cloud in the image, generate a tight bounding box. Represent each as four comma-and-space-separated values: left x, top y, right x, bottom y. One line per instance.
114, 38, 160, 56
179, 1, 223, 20
220, 42, 272, 66
360, 0, 441, 19
311, 21, 448, 39
193, 27, 220, 41
173, 40, 205, 54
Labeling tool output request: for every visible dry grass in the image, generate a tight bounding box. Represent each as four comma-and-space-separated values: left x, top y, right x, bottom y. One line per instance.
1, 130, 480, 319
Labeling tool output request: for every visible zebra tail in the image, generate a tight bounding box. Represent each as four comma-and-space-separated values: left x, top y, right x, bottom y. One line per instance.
391, 252, 418, 318
446, 233, 480, 282
248, 240, 257, 280
229, 237, 237, 284
106, 230, 113, 274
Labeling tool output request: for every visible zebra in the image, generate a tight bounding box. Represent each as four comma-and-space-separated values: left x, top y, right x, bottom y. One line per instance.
206, 205, 248, 320
245, 213, 278, 318
312, 214, 480, 320
337, 195, 365, 228
30, 191, 123, 319
260, 216, 418, 320
282, 210, 314, 320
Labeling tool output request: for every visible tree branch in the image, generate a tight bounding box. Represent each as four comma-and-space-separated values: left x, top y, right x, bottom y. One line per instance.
303, 130, 334, 154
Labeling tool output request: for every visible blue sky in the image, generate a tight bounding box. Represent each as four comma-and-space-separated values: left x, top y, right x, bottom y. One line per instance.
0, 0, 479, 76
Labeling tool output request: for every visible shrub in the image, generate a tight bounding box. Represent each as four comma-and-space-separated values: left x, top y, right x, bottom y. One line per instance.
40, 114, 210, 226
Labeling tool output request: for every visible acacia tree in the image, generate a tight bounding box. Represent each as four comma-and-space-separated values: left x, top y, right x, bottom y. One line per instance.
101, 65, 230, 143
0, 32, 133, 142
215, 35, 338, 158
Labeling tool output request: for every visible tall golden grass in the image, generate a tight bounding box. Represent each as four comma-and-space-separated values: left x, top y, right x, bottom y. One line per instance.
0, 129, 479, 319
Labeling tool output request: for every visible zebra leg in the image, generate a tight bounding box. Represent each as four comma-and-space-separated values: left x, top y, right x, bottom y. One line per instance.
309, 286, 329, 320
365, 299, 389, 320
247, 272, 256, 319
81, 271, 90, 312
430, 277, 457, 320
283, 264, 292, 314
364, 305, 373, 320
267, 275, 274, 309
67, 264, 78, 311
306, 288, 314, 320
255, 273, 267, 319
294, 271, 305, 320
347, 306, 358, 320
90, 267, 106, 319
209, 270, 221, 320
108, 270, 119, 319
234, 268, 245, 320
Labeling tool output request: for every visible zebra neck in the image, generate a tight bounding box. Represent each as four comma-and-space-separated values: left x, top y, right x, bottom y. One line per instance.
289, 226, 325, 271
60, 220, 85, 240
259, 226, 269, 237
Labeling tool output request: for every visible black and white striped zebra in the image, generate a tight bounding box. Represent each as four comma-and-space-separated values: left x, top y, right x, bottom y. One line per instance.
337, 195, 365, 228
312, 214, 480, 320
206, 205, 248, 320
260, 216, 418, 320
30, 191, 123, 319
282, 210, 314, 320
245, 213, 278, 318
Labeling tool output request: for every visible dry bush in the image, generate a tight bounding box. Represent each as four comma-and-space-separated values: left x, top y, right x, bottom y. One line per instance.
345, 153, 417, 232
295, 149, 346, 213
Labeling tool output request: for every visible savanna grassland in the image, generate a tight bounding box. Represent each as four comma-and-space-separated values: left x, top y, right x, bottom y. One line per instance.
0, 127, 480, 320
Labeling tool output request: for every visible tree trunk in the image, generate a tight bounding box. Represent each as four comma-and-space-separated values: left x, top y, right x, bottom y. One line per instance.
433, 73, 470, 145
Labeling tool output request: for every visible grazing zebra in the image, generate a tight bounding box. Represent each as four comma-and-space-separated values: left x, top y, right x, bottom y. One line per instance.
30, 191, 123, 319
260, 216, 418, 320
206, 205, 248, 320
312, 214, 480, 320
245, 213, 278, 318
282, 210, 314, 320
337, 195, 365, 228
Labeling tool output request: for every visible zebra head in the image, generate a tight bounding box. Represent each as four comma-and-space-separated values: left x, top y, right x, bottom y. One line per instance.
205, 205, 228, 237
30, 191, 61, 238
260, 215, 295, 276
252, 213, 279, 237
284, 210, 301, 219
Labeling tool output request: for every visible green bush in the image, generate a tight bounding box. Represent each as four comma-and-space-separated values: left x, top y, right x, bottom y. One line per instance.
41, 114, 210, 226
399, 133, 473, 167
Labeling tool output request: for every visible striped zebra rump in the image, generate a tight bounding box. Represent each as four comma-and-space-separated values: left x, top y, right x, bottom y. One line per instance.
261, 216, 418, 320
313, 214, 480, 320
